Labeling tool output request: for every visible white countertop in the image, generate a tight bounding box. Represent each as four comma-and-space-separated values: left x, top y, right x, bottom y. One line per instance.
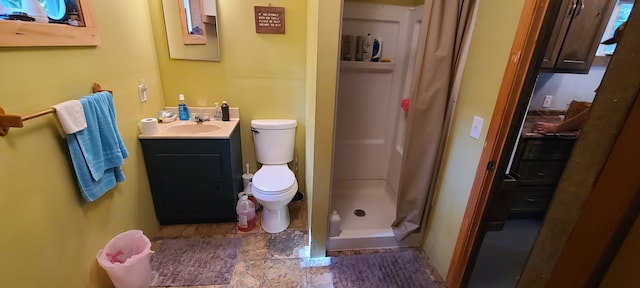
137, 119, 239, 139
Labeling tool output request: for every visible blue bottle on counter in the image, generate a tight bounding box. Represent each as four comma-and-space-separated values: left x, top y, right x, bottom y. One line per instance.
178, 94, 190, 121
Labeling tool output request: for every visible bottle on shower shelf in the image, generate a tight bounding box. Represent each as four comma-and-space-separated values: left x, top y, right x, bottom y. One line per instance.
362, 33, 373, 62
371, 37, 382, 62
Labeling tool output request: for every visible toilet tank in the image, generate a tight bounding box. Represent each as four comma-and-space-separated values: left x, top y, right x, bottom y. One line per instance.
251, 119, 297, 164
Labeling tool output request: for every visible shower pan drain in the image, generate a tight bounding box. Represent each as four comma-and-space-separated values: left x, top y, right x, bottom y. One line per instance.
354, 209, 366, 217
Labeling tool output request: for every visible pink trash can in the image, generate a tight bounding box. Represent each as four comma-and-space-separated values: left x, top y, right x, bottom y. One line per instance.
96, 230, 152, 288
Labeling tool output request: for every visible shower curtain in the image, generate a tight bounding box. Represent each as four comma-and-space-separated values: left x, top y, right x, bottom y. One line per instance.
392, 0, 476, 240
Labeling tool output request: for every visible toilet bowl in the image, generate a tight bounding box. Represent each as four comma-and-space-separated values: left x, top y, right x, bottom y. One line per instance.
252, 165, 298, 233
250, 119, 298, 233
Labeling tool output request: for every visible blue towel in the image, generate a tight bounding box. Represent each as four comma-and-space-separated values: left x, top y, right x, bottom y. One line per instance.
67, 91, 128, 202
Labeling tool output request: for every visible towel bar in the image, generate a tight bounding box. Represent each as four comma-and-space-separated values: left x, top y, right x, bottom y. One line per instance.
0, 83, 107, 137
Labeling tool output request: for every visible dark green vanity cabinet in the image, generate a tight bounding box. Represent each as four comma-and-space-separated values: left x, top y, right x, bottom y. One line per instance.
140, 126, 242, 224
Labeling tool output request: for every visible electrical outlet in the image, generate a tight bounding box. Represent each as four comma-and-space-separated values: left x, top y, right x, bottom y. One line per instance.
470, 116, 483, 140
138, 80, 148, 103
543, 95, 553, 108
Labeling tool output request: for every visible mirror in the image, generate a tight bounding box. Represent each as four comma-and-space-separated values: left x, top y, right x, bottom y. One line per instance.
178, 0, 206, 44
162, 0, 220, 61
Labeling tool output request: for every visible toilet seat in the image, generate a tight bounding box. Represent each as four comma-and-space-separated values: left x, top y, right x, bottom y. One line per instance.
252, 165, 296, 195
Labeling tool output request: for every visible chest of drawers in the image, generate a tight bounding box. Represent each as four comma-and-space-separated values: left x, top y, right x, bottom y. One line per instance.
488, 135, 576, 230
509, 136, 576, 215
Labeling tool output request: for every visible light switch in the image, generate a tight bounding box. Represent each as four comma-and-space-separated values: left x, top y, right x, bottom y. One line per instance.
543, 95, 553, 108
470, 116, 483, 140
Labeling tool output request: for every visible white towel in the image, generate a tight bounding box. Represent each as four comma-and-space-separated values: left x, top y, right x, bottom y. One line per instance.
52, 100, 87, 134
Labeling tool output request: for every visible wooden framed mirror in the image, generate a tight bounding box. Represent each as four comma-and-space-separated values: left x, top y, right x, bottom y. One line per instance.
0, 0, 100, 47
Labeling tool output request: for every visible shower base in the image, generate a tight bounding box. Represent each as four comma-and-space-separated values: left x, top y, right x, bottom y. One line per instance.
327, 180, 420, 251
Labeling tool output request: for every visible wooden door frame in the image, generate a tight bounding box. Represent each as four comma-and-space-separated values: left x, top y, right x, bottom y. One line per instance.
446, 0, 640, 287
445, 0, 555, 286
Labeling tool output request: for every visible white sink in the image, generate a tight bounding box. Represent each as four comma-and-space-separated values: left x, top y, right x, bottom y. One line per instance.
164, 123, 221, 134
138, 120, 239, 139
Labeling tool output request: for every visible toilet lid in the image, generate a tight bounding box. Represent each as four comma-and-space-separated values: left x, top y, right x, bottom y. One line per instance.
252, 165, 296, 194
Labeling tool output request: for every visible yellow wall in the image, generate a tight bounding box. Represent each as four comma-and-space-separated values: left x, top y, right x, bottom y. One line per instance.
422, 0, 525, 278
0, 1, 163, 287
307, 0, 342, 257
148, 0, 308, 192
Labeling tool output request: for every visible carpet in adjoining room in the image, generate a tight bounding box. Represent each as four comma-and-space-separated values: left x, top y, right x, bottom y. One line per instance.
330, 250, 437, 288
150, 237, 242, 287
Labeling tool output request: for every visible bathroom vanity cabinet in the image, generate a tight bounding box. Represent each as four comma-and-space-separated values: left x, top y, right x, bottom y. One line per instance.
139, 125, 242, 224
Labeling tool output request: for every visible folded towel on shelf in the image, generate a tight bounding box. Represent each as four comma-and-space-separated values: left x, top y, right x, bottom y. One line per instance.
52, 100, 87, 134
66, 91, 129, 202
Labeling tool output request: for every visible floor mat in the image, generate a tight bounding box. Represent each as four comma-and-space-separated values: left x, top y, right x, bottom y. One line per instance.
330, 250, 437, 288
150, 237, 242, 286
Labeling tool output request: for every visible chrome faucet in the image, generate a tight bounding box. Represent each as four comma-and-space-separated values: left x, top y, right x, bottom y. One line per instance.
192, 113, 210, 123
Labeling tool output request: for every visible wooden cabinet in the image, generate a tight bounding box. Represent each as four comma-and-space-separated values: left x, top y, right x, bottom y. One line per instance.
509, 137, 576, 216
488, 136, 576, 230
541, 0, 615, 73
140, 126, 243, 224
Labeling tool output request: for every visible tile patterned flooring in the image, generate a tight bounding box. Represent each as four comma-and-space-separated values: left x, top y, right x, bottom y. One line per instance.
151, 200, 445, 288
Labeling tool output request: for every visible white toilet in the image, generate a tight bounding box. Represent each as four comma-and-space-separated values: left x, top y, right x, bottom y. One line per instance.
251, 119, 299, 233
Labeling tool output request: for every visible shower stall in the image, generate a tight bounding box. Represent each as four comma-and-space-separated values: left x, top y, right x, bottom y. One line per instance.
328, 2, 424, 251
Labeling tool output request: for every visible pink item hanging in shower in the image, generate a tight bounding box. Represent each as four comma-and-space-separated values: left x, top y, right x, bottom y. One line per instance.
401, 98, 410, 112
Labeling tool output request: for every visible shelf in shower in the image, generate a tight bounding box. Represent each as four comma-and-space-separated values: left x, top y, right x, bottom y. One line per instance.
340, 61, 396, 73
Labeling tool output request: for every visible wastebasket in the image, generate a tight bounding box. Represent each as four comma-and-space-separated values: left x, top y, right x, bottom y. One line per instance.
96, 230, 153, 288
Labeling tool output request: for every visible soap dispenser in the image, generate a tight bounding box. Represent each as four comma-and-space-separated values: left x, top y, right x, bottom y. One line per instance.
213, 102, 222, 121
178, 94, 190, 120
